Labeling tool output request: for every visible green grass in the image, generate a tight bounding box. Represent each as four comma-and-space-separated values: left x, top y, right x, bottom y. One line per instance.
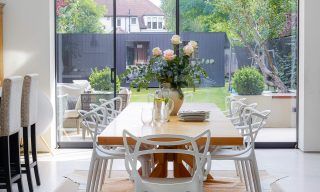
130, 85, 230, 111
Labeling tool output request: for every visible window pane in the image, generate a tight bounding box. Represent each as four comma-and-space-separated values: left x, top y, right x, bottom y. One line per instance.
131, 17, 137, 24
179, 0, 298, 143
147, 17, 151, 29
152, 17, 157, 29
55, 0, 116, 145
117, 18, 121, 26
117, 0, 176, 99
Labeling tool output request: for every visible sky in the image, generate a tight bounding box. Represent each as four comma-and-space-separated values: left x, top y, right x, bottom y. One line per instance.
149, 0, 161, 7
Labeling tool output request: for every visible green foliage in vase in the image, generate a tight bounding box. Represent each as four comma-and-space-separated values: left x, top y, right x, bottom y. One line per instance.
232, 67, 265, 95
56, 0, 106, 33
89, 67, 120, 92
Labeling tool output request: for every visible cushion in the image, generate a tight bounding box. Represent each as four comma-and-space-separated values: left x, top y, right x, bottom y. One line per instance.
67, 96, 78, 110
64, 110, 79, 119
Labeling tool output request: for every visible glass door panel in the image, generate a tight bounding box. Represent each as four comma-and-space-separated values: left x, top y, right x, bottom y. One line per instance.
118, 0, 176, 102
179, 0, 298, 144
55, 0, 116, 147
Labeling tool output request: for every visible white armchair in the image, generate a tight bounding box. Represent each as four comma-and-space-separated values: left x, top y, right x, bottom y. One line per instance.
57, 83, 83, 134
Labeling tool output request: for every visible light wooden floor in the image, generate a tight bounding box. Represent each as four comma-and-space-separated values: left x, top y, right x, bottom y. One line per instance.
2, 149, 319, 192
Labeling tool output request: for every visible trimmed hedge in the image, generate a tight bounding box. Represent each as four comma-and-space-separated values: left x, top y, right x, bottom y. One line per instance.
232, 67, 264, 95
89, 67, 120, 92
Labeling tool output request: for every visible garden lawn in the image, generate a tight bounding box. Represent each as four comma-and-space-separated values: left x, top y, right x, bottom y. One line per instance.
130, 86, 230, 111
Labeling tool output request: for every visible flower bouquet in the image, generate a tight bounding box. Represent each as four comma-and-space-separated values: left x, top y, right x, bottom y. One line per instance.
121, 35, 208, 114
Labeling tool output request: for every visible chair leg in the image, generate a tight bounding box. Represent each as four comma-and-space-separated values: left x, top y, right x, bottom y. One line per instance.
82, 126, 86, 140
99, 159, 109, 192
17, 179, 24, 192
234, 160, 240, 176
31, 124, 41, 186
237, 160, 244, 183
23, 126, 34, 192
86, 153, 97, 192
240, 160, 249, 192
108, 159, 114, 178
250, 160, 259, 192
252, 154, 262, 192
245, 160, 254, 192
94, 159, 103, 192
1, 136, 13, 192
11, 132, 24, 192
76, 119, 80, 135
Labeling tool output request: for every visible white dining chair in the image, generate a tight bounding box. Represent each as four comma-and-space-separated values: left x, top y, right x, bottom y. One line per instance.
123, 130, 211, 192
223, 96, 246, 117
0, 76, 24, 192
211, 108, 270, 192
78, 107, 152, 192
21, 74, 41, 192
90, 98, 127, 178
99, 96, 123, 112
83, 99, 119, 139
78, 108, 124, 192
229, 100, 258, 125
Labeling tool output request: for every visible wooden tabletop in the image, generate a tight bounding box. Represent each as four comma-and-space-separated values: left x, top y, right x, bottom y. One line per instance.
98, 102, 243, 146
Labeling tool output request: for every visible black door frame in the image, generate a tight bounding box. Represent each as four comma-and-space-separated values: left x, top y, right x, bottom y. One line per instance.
55, 0, 299, 149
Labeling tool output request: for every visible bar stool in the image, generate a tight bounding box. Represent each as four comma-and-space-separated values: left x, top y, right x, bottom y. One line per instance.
0, 76, 24, 192
21, 74, 40, 192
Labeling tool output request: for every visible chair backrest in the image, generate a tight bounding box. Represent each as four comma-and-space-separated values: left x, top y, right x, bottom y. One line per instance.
78, 108, 124, 157
21, 74, 39, 127
92, 98, 121, 125
78, 107, 106, 140
237, 102, 258, 126
99, 96, 123, 112
241, 107, 271, 150
123, 130, 211, 187
89, 103, 109, 125
229, 98, 247, 118
0, 76, 23, 136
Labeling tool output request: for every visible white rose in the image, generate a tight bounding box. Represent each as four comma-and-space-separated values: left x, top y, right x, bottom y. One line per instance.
171, 35, 181, 45
188, 41, 198, 49
163, 49, 176, 61
183, 44, 194, 56
152, 47, 162, 57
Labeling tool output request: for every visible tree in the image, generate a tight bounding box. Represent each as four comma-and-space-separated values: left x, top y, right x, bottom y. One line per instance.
161, 0, 213, 32
56, 0, 106, 33
161, 0, 298, 92
203, 0, 298, 92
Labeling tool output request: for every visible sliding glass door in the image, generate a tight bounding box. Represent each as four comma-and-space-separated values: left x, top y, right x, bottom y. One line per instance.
55, 0, 116, 147
178, 0, 298, 146
55, 0, 298, 148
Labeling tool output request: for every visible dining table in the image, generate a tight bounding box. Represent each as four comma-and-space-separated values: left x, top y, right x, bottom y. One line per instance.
98, 102, 243, 180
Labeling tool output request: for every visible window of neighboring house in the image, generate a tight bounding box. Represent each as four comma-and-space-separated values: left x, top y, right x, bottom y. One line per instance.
131, 17, 137, 25
147, 17, 151, 29
152, 17, 157, 29
158, 17, 163, 29
117, 18, 121, 27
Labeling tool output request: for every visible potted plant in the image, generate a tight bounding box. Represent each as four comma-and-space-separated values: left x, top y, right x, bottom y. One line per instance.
232, 67, 264, 95
121, 35, 208, 115
89, 67, 120, 93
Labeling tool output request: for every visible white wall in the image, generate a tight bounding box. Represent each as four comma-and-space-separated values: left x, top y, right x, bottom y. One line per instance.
299, 0, 320, 151
1, 0, 55, 151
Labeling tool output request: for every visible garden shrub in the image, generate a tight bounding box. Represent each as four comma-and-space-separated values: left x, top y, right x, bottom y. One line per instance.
232, 67, 265, 95
89, 67, 120, 92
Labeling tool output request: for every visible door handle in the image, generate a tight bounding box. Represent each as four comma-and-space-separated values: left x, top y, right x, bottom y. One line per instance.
111, 68, 115, 83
